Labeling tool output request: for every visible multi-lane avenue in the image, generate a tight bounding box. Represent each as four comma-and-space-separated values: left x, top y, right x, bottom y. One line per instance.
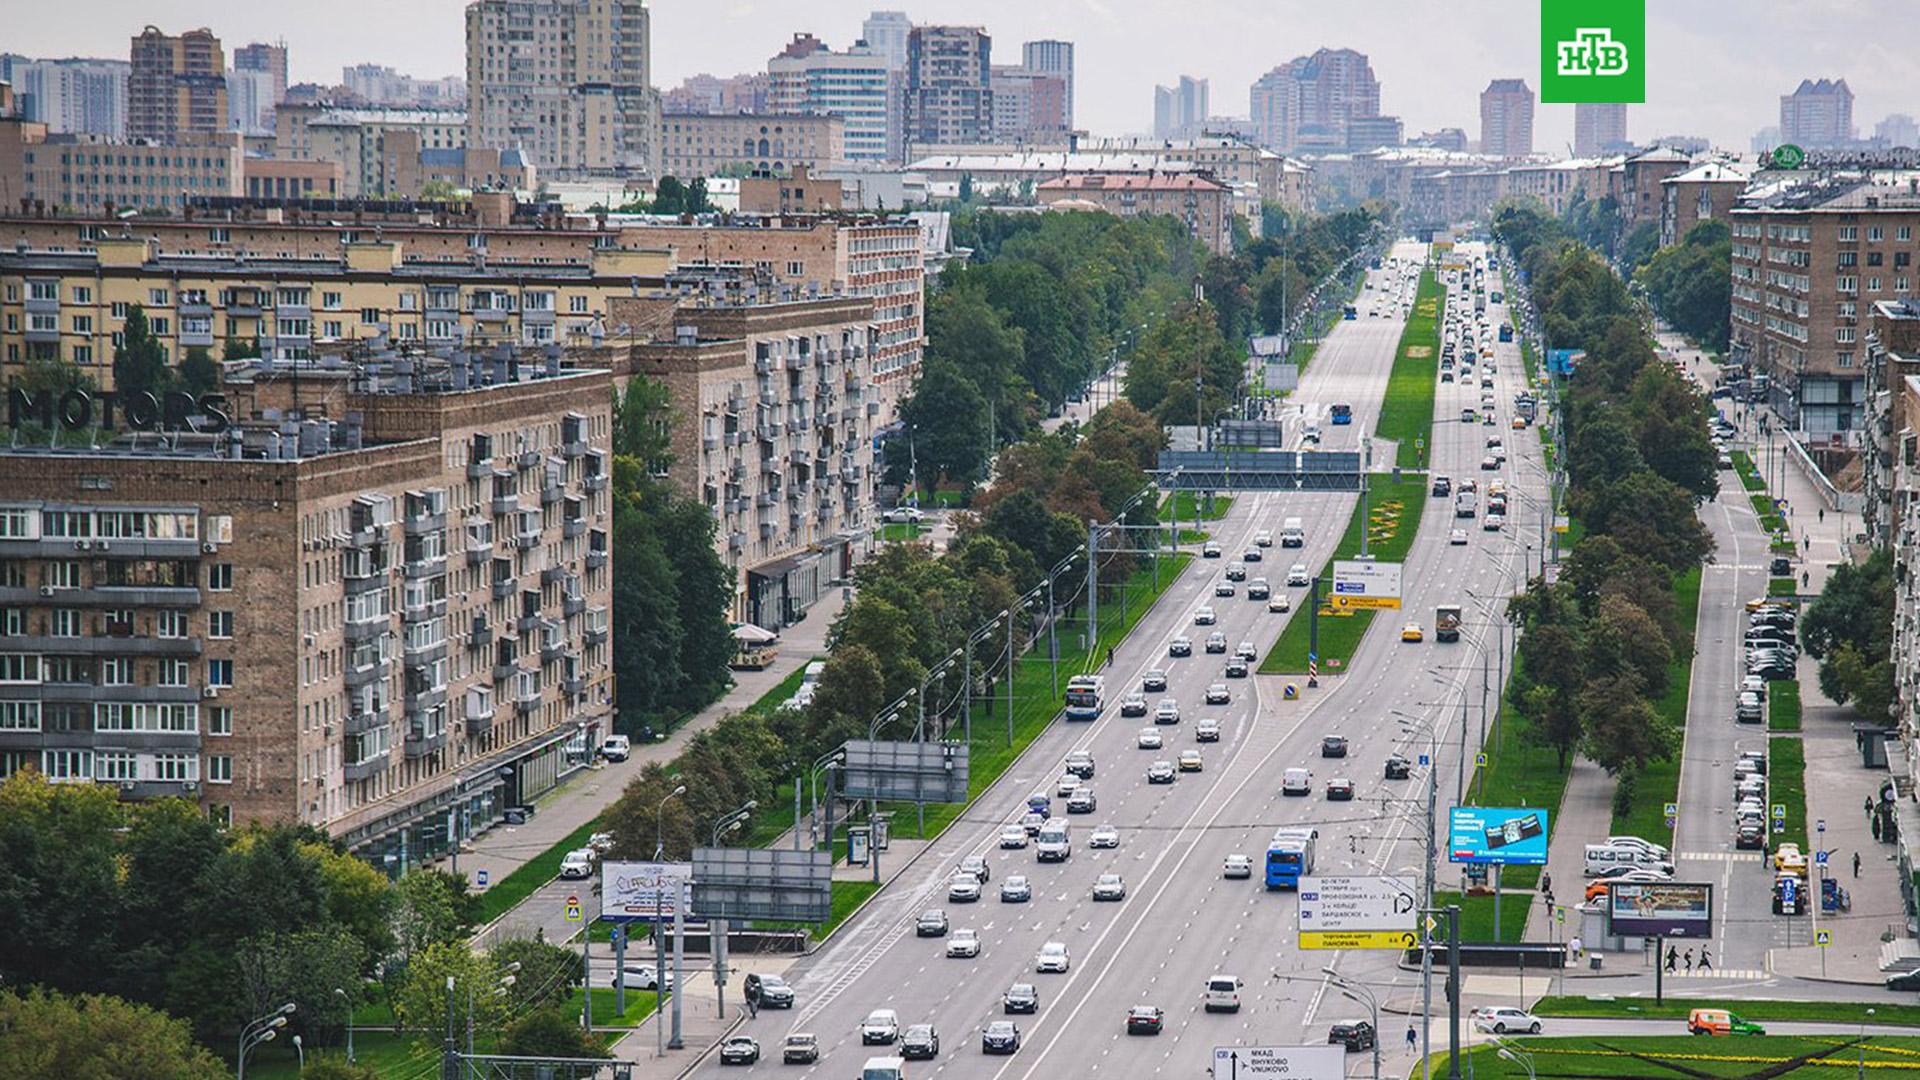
689, 241, 1552, 1077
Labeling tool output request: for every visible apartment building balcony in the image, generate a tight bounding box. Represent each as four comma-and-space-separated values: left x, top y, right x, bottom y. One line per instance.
541, 482, 563, 505
755, 355, 774, 375
541, 566, 568, 585
0, 727, 201, 753
343, 757, 385, 783
728, 531, 746, 550
0, 585, 202, 609
562, 673, 586, 696
563, 518, 586, 539
584, 626, 608, 647
180, 323, 215, 348
491, 493, 522, 517
474, 307, 511, 324
6, 633, 201, 657
0, 536, 202, 560
541, 637, 567, 663
403, 726, 447, 760
23, 288, 59, 315
510, 529, 541, 551
563, 594, 585, 617
344, 617, 391, 644
517, 611, 545, 634
28, 682, 201, 705
403, 554, 447, 580
470, 615, 493, 651
492, 577, 516, 599
585, 548, 608, 570
344, 657, 391, 690
403, 511, 447, 536
116, 777, 206, 800
583, 473, 608, 493
516, 450, 541, 469
759, 390, 779, 408
226, 294, 263, 317
403, 640, 448, 670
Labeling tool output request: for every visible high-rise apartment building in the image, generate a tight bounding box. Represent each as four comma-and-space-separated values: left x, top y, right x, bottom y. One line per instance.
768, 34, 894, 164
0, 346, 614, 863
276, 103, 470, 198
1479, 79, 1535, 158
1154, 76, 1208, 140
1878, 114, 1920, 150
226, 68, 276, 135
903, 26, 992, 155
663, 72, 769, 116
1574, 102, 1629, 157
861, 11, 913, 72
1021, 41, 1074, 130
232, 42, 287, 110
1728, 172, 1920, 436
1, 56, 130, 138
128, 26, 227, 144
989, 65, 1067, 144
465, 0, 659, 178
1249, 48, 1380, 153
1780, 78, 1855, 149
342, 65, 467, 109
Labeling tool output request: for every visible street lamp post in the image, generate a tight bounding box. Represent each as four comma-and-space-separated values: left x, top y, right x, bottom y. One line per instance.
1497, 1044, 1537, 1080
236, 1003, 294, 1080
332, 987, 354, 1064
708, 800, 758, 1022
653, 784, 686, 1055
1324, 968, 1382, 1080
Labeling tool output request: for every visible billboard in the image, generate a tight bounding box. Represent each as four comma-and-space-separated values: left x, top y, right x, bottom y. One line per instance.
1447, 807, 1550, 866
839, 739, 970, 803
600, 861, 693, 923
690, 846, 834, 924
1607, 881, 1713, 938
1298, 875, 1419, 950
1331, 560, 1403, 611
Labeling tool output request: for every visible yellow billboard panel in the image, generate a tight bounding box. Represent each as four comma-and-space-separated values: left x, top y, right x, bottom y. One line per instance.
1299, 930, 1419, 950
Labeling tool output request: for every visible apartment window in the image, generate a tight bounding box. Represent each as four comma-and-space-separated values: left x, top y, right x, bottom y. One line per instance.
568, 294, 588, 314
27, 280, 57, 302
207, 706, 232, 735
399, 292, 419, 311
0, 701, 39, 731
97, 752, 136, 782
110, 301, 127, 319
1899, 277, 1913, 294
360, 308, 381, 325
71, 285, 91, 304
207, 754, 232, 783
148, 288, 170, 306
1838, 226, 1858, 242
73, 345, 93, 365
1838, 327, 1857, 343
41, 749, 91, 781
323, 320, 343, 339
1838, 251, 1858, 268
49, 609, 81, 637
151, 753, 196, 782
157, 658, 188, 686
1837, 275, 1858, 293
787, 261, 805, 277
207, 659, 233, 687
208, 611, 233, 638
208, 563, 233, 590
71, 314, 92, 334
0, 654, 38, 683
0, 508, 31, 539
46, 561, 80, 589
1837, 351, 1856, 368
1869, 226, 1884, 242
322, 291, 343, 310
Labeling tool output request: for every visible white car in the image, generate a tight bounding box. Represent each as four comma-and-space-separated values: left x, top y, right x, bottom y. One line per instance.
1195, 717, 1221, 742
1471, 1007, 1542, 1035
1223, 854, 1253, 879
1193, 606, 1217, 625
1255, 530, 1274, 547
1137, 727, 1164, 749
946, 929, 981, 958
620, 964, 675, 990
1000, 824, 1029, 849
1057, 774, 1082, 797
862, 1008, 901, 1044
1449, 529, 1468, 545
1268, 595, 1292, 613
1286, 564, 1310, 587
1090, 824, 1120, 849
884, 506, 924, 524
1092, 874, 1126, 901
1034, 942, 1071, 973
558, 849, 595, 879
948, 874, 982, 903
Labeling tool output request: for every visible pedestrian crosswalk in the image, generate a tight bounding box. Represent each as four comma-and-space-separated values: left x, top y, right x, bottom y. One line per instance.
1662, 967, 1768, 980
1675, 851, 1766, 863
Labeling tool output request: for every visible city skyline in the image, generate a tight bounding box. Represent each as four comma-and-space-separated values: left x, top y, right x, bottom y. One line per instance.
5, 0, 1919, 155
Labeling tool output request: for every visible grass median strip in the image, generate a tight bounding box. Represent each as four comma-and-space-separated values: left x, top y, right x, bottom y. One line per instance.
1609, 565, 1701, 843
1769, 678, 1802, 732
1531, 996, 1920, 1026
1771, 734, 1808, 852
1378, 269, 1443, 469
1259, 475, 1428, 675
1432, 889, 1534, 944
1161, 491, 1235, 521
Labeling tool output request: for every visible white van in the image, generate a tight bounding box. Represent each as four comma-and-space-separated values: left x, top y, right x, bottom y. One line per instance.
1584, 843, 1674, 877
1281, 768, 1311, 796
1203, 974, 1244, 1013
862, 1056, 907, 1080
1036, 817, 1072, 862
1279, 517, 1306, 548
1302, 423, 1322, 446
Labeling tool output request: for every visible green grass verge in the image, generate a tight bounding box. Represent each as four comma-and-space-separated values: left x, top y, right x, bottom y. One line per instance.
1732, 450, 1765, 493
1438, 1036, 1920, 1080
1469, 653, 1575, 893
1160, 491, 1235, 521
1769, 678, 1802, 732
1258, 476, 1429, 675
763, 879, 882, 939
1609, 565, 1701, 843
1377, 269, 1444, 468
1770, 577, 1798, 597
473, 815, 608, 926
877, 522, 928, 542
1531, 996, 1920, 1026
568, 985, 661, 1028
243, 1031, 437, 1079
1771, 734, 1808, 852
1432, 889, 1535, 944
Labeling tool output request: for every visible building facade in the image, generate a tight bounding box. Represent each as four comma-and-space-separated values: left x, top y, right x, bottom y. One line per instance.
657, 111, 844, 180
2, 57, 129, 138
988, 66, 1067, 144
1781, 78, 1855, 149
1728, 172, 1920, 437
1619, 146, 1690, 230
128, 26, 226, 144
903, 26, 992, 157
1478, 79, 1534, 159
0, 349, 613, 866
1863, 299, 1920, 546
1154, 76, 1209, 141
1249, 48, 1380, 154
0, 124, 242, 213
275, 104, 469, 198
232, 42, 288, 109
464, 0, 659, 178
609, 293, 878, 627
1037, 172, 1235, 254
1021, 41, 1074, 130
766, 36, 893, 165
243, 157, 344, 201
1659, 161, 1748, 247
1574, 102, 1629, 157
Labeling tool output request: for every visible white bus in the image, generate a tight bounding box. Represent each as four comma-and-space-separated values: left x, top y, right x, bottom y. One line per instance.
1064, 674, 1105, 721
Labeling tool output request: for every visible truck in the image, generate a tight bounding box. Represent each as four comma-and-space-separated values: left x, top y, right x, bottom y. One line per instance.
1435, 605, 1462, 643
1279, 517, 1306, 548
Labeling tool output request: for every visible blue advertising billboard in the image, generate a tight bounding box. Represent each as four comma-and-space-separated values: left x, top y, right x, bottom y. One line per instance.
1447, 807, 1550, 866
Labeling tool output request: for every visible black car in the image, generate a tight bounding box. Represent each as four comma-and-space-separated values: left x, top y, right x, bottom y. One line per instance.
1384, 754, 1412, 780
743, 972, 794, 1008
1225, 658, 1249, 678
1004, 983, 1039, 1014
718, 1036, 761, 1065
1432, 476, 1452, 498
1169, 637, 1193, 657
1065, 752, 1096, 779
1735, 821, 1766, 849
982, 1021, 1021, 1054
916, 909, 949, 937
1770, 556, 1794, 576
1329, 1021, 1376, 1052
1126, 1006, 1165, 1035
1142, 670, 1169, 692
1888, 970, 1920, 992
901, 1024, 941, 1060
1321, 735, 1349, 758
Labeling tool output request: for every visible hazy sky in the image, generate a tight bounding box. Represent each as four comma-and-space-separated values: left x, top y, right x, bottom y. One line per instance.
12, 1, 1919, 152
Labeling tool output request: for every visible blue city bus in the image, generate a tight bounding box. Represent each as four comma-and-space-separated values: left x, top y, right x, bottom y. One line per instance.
1329, 403, 1353, 426
1063, 675, 1105, 721
1342, 304, 1358, 320
1265, 828, 1317, 890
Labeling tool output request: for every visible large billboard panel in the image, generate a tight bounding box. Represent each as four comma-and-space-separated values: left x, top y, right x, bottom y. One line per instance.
1607, 881, 1713, 938
1331, 560, 1403, 611
1447, 807, 1549, 866
1298, 875, 1418, 949
600, 861, 692, 923
839, 739, 970, 803
690, 846, 834, 924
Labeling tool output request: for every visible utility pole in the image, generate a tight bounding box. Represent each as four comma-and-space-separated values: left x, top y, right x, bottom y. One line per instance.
1085, 518, 1099, 652
1006, 612, 1015, 747
1447, 905, 1463, 1080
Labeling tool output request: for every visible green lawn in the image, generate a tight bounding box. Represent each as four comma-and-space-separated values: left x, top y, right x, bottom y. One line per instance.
1770, 576, 1799, 597
763, 879, 882, 939
1377, 269, 1444, 468
1161, 491, 1235, 521
1438, 1036, 1920, 1080
1732, 450, 1766, 493
1771, 734, 1808, 852
1259, 476, 1429, 675
877, 522, 928, 542
569, 985, 661, 1028
1531, 996, 1920, 1027
1610, 565, 1701, 843
1469, 648, 1575, 893
243, 1031, 443, 1080
1432, 889, 1536, 944
1770, 677, 1802, 732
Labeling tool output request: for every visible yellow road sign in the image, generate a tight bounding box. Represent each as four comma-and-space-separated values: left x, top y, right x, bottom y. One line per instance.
1333, 594, 1400, 611
1299, 930, 1418, 950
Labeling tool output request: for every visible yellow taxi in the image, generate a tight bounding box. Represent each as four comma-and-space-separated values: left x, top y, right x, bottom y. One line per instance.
1400, 622, 1425, 643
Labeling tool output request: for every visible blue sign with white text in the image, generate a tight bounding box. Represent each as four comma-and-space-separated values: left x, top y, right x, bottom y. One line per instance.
1448, 806, 1550, 866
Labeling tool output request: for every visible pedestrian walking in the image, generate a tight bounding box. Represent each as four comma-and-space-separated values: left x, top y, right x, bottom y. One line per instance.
1856, 851, 1863, 878
1803, 570, 1810, 588
1406, 1025, 1418, 1051
1665, 946, 1678, 971
1683, 949, 1694, 973
1570, 935, 1583, 962
1106, 645, 1114, 667
1540, 871, 1552, 897
1819, 507, 1826, 523
1868, 795, 1877, 822
1700, 948, 1712, 971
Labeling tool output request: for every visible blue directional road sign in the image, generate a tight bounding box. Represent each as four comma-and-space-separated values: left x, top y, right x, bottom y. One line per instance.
476, 868, 489, 888
1418, 754, 1431, 767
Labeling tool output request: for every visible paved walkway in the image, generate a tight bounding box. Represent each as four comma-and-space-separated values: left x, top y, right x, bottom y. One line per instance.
461, 587, 848, 937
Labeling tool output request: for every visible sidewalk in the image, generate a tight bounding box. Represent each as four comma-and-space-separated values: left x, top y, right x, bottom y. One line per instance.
1523, 754, 1614, 942
461, 587, 848, 917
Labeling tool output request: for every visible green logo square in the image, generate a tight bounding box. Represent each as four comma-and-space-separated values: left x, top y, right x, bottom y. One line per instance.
1540, 0, 1645, 103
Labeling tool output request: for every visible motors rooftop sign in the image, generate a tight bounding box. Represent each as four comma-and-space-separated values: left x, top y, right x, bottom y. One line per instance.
7, 388, 233, 434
